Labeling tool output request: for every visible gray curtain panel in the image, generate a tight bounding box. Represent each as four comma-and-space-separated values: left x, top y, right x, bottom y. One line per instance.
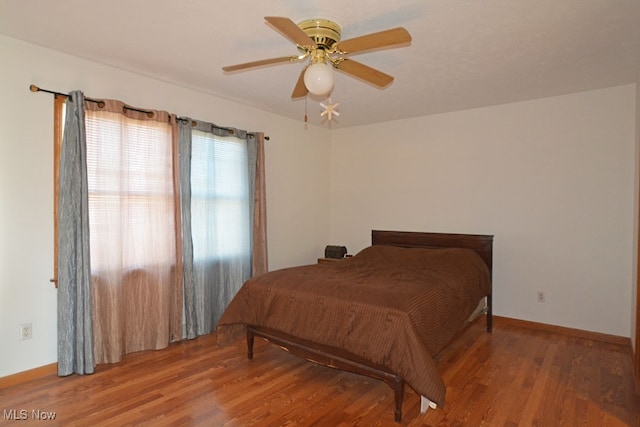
57, 90, 94, 376
178, 120, 197, 339
178, 120, 256, 338
246, 133, 257, 271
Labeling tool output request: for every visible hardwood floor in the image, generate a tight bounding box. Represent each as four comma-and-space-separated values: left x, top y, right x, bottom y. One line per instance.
1, 317, 638, 426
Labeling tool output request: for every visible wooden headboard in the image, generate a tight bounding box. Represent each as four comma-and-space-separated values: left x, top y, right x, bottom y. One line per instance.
371, 230, 494, 274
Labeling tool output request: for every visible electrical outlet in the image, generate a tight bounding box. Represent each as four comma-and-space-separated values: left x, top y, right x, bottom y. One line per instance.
20, 323, 32, 340
537, 291, 545, 303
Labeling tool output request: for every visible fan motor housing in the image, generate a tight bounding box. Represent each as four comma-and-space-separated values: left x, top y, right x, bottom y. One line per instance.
297, 19, 341, 50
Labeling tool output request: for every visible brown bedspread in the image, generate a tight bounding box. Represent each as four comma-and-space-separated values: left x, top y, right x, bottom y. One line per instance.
216, 244, 491, 407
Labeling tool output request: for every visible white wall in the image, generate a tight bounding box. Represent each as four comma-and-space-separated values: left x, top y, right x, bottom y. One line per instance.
330, 85, 637, 338
0, 35, 331, 378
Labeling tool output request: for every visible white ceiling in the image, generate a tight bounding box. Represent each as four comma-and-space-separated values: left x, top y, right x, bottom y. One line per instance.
1, 0, 639, 128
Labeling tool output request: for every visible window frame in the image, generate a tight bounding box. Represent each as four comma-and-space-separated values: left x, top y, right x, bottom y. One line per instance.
51, 95, 65, 288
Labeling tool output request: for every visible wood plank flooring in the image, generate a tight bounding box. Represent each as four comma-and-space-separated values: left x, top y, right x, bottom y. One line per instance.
1, 317, 638, 426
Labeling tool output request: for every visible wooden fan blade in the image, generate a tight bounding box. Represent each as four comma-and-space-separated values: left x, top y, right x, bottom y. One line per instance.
265, 16, 316, 48
335, 27, 411, 55
291, 66, 309, 98
222, 56, 297, 72
335, 59, 394, 88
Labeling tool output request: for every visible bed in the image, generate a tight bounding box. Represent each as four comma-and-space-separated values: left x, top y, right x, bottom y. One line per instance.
216, 230, 493, 422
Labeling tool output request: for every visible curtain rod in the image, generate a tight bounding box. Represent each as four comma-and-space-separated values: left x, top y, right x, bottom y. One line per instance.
30, 84, 152, 116
30, 84, 105, 107
176, 116, 269, 140
30, 84, 269, 140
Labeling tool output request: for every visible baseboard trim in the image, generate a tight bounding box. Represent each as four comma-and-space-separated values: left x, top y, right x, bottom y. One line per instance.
494, 315, 631, 347
0, 363, 57, 390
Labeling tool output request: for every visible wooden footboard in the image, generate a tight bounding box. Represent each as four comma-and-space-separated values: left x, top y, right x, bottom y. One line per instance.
247, 325, 406, 422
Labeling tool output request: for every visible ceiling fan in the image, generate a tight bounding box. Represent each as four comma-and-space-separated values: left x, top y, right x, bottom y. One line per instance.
222, 16, 412, 99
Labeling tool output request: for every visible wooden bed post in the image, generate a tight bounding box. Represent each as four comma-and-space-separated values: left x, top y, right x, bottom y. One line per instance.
487, 294, 493, 332
247, 327, 255, 360
392, 376, 405, 423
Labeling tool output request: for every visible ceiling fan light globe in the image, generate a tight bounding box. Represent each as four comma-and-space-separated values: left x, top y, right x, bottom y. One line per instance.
303, 62, 334, 96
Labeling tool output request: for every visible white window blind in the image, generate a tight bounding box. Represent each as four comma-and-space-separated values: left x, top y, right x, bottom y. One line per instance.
84, 110, 176, 272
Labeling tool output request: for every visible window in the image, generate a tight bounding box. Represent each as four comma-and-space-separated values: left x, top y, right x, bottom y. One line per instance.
190, 130, 250, 261
84, 109, 177, 272
53, 101, 254, 275
53, 92, 266, 363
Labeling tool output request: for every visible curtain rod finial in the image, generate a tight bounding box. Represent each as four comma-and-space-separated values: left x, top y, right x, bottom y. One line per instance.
30, 84, 40, 93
